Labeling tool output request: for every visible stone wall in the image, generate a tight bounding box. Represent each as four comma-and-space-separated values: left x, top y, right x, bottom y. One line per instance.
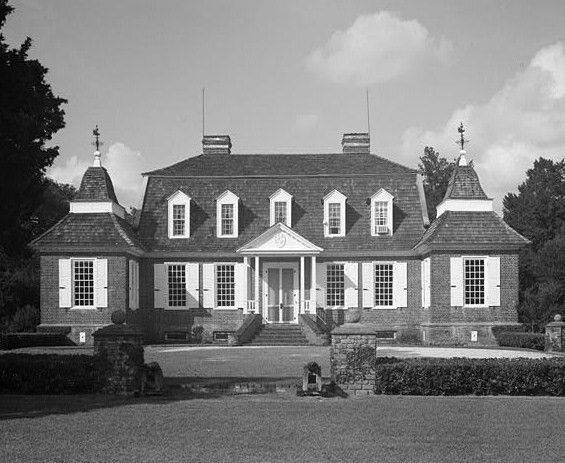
330, 323, 377, 396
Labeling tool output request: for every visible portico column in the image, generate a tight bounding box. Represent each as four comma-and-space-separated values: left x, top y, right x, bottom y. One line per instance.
243, 257, 249, 314
311, 255, 317, 313
300, 256, 305, 314
254, 255, 260, 316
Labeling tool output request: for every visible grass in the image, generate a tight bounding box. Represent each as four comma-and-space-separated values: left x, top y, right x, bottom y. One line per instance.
1, 393, 564, 462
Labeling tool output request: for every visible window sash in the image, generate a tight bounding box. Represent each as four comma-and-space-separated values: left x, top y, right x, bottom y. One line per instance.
216, 264, 235, 307
172, 204, 185, 236
221, 204, 234, 236
328, 203, 341, 235
374, 263, 393, 307
72, 260, 95, 306
326, 264, 345, 306
464, 258, 485, 306
168, 264, 187, 307
374, 201, 388, 231
274, 201, 287, 224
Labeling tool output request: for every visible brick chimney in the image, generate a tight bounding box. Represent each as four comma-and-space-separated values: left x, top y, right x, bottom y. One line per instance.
341, 133, 370, 154
202, 135, 232, 155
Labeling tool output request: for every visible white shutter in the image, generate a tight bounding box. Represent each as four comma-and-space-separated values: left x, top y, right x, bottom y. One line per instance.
422, 258, 431, 308
420, 260, 425, 308
316, 262, 326, 308
393, 261, 408, 308
487, 256, 501, 306
202, 263, 215, 308
344, 262, 358, 308
95, 259, 108, 308
129, 260, 139, 310
362, 262, 374, 308
450, 257, 463, 307
154, 263, 167, 308
58, 259, 72, 308
185, 263, 200, 308
234, 262, 247, 309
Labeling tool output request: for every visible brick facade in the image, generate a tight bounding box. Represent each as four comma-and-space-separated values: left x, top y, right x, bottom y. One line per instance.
39, 254, 128, 345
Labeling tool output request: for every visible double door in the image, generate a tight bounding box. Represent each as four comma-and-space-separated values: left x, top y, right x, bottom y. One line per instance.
263, 264, 298, 323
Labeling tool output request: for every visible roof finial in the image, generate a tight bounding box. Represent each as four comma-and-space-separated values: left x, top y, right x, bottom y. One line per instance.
456, 122, 468, 166
92, 125, 103, 167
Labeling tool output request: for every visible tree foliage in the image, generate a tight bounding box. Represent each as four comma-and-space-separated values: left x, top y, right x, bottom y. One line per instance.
503, 157, 565, 330
0, 0, 67, 256
418, 146, 455, 221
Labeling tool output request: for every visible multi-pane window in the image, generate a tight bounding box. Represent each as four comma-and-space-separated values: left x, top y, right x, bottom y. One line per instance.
73, 260, 94, 306
374, 263, 393, 307
216, 264, 235, 307
221, 204, 234, 236
168, 264, 186, 307
274, 201, 287, 224
172, 204, 185, 236
464, 258, 485, 305
326, 264, 345, 306
328, 203, 341, 235
374, 201, 388, 232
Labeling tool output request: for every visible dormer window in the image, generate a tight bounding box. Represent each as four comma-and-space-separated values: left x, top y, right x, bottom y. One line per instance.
216, 190, 239, 238
269, 189, 292, 227
323, 190, 347, 237
168, 191, 191, 238
370, 189, 393, 236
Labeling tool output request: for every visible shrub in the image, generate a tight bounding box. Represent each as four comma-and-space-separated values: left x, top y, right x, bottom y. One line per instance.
497, 332, 546, 351
374, 357, 565, 396
7, 305, 40, 332
0, 354, 109, 394
192, 326, 204, 344
0, 332, 73, 350
491, 324, 525, 340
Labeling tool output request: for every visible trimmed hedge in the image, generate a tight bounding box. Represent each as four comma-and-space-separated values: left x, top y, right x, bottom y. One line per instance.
0, 354, 109, 394
497, 332, 546, 351
374, 358, 565, 396
1, 333, 74, 350
491, 324, 525, 338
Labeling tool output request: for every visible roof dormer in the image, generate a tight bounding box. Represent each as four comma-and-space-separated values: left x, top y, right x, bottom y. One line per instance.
323, 189, 347, 237
167, 190, 191, 238
370, 188, 394, 236
216, 190, 239, 238
269, 188, 293, 227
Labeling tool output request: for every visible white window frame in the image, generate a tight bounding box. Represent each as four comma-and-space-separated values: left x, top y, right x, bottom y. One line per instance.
71, 258, 97, 309
325, 262, 346, 308
167, 190, 191, 239
373, 261, 394, 309
323, 190, 346, 237
216, 190, 239, 238
215, 263, 236, 309
370, 189, 393, 236
269, 188, 292, 227
166, 263, 188, 309
463, 256, 489, 308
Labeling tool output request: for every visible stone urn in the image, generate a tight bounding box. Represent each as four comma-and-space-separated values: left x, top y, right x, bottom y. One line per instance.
345, 307, 362, 324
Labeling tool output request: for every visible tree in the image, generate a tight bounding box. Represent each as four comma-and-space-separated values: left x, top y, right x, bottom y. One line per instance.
418, 147, 455, 221
0, 0, 67, 256
503, 157, 565, 251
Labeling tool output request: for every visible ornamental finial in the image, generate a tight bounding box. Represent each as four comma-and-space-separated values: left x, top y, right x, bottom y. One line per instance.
92, 125, 103, 167
457, 122, 468, 151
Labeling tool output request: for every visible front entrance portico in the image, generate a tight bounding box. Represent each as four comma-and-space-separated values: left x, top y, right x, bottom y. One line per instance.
237, 223, 323, 324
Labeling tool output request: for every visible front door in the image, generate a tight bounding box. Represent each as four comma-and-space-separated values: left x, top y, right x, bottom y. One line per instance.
264, 264, 298, 323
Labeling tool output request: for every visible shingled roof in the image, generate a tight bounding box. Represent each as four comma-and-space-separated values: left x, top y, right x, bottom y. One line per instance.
31, 213, 144, 251
442, 163, 489, 200
144, 153, 417, 177
415, 211, 529, 251
74, 166, 119, 203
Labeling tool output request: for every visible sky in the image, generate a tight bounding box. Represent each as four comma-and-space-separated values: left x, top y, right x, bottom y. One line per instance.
4, 0, 565, 212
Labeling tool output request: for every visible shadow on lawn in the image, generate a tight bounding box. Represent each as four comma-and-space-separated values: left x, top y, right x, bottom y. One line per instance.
0, 388, 223, 421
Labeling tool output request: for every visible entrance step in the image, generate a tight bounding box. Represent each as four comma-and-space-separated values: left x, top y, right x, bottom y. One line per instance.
244, 324, 311, 346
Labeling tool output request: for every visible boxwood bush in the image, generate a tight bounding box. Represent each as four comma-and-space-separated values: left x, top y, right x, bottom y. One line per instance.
374, 358, 565, 396
496, 332, 546, 351
0, 354, 109, 394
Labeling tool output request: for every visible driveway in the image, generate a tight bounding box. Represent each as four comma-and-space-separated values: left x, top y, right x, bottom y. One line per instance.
144, 345, 556, 379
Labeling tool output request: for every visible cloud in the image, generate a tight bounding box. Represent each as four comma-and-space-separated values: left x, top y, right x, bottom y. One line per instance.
400, 42, 565, 212
294, 113, 320, 131
306, 11, 452, 86
48, 142, 146, 209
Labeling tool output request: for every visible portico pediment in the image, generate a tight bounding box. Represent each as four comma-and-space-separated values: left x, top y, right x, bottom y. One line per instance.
237, 223, 323, 255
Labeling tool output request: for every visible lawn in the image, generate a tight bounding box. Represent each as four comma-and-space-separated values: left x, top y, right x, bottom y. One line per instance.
1, 393, 564, 463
